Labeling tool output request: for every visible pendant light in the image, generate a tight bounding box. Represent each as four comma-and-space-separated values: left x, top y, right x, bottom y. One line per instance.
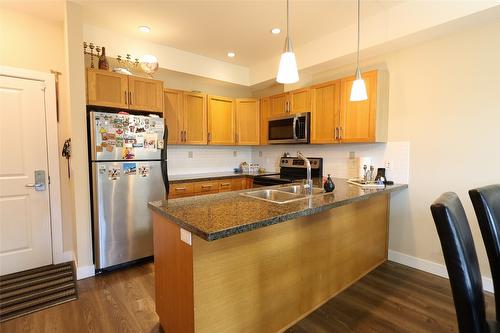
276, 0, 299, 84
350, 0, 368, 101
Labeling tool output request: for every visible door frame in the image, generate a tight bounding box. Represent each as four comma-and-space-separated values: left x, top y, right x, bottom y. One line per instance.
0, 65, 70, 265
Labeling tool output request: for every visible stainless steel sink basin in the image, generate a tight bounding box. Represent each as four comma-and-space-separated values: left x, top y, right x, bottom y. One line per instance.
278, 185, 324, 195
240, 186, 325, 204
241, 189, 302, 203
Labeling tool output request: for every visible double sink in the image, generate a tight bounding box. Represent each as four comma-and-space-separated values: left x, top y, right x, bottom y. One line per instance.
241, 185, 326, 204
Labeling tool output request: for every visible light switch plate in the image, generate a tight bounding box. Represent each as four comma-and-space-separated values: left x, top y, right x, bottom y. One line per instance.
180, 228, 192, 246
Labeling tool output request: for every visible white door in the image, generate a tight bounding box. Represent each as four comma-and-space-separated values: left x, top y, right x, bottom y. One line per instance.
0, 75, 52, 275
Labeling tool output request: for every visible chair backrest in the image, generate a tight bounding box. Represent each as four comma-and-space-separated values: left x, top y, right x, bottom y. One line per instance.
430, 192, 488, 333
469, 184, 500, 321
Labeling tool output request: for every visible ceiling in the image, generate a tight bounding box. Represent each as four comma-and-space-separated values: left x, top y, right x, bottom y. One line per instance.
0, 0, 64, 23
80, 0, 404, 67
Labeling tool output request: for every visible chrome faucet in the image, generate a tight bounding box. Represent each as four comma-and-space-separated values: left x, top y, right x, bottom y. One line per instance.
297, 152, 313, 195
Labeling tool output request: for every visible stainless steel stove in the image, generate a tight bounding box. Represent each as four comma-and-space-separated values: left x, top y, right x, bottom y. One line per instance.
253, 157, 323, 187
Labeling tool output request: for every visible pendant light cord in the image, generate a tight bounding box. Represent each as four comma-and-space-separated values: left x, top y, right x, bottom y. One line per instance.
287, 0, 290, 38
356, 0, 360, 68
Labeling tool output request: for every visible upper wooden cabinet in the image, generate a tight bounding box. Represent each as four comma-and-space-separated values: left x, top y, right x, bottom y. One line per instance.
128, 76, 163, 112
289, 88, 311, 114
163, 89, 183, 144
86, 69, 128, 109
208, 96, 235, 145
311, 81, 340, 144
183, 92, 207, 145
235, 99, 260, 145
260, 97, 270, 145
269, 88, 312, 117
86, 69, 163, 112
339, 70, 388, 143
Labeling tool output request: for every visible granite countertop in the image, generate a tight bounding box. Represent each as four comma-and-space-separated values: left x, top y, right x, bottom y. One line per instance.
149, 178, 407, 242
168, 171, 278, 183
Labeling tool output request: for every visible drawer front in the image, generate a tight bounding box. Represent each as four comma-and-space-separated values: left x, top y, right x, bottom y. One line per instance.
194, 181, 219, 194
169, 183, 194, 198
218, 180, 233, 192
231, 178, 246, 191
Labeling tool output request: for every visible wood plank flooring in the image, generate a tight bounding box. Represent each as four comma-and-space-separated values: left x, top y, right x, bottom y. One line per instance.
0, 261, 495, 333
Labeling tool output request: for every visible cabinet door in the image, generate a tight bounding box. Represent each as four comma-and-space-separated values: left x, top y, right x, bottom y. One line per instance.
235, 99, 260, 145
128, 76, 163, 112
86, 69, 128, 108
231, 178, 246, 190
208, 96, 235, 145
339, 70, 377, 142
183, 92, 207, 144
163, 89, 183, 144
269, 93, 288, 117
311, 81, 340, 144
193, 181, 219, 195
260, 97, 270, 145
289, 88, 311, 114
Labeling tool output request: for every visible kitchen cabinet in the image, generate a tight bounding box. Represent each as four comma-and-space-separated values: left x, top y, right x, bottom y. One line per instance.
208, 95, 235, 145
235, 99, 260, 145
163, 89, 183, 144
167, 177, 250, 199
128, 76, 163, 112
183, 92, 207, 144
269, 88, 312, 117
339, 70, 388, 143
311, 80, 340, 144
86, 69, 128, 109
260, 97, 270, 145
86, 68, 163, 112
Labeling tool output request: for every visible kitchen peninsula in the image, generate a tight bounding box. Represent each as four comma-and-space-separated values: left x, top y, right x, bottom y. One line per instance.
148, 180, 407, 333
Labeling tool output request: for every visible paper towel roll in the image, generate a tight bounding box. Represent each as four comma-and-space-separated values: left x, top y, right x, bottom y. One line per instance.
359, 157, 372, 178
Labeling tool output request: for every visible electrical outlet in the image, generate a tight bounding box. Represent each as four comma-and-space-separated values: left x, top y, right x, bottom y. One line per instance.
259, 150, 263, 157
384, 160, 393, 170
180, 228, 192, 246
188, 151, 193, 158
233, 150, 237, 157
349, 151, 355, 159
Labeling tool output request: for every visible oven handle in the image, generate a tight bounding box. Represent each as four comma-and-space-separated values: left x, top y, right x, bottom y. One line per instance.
293, 116, 298, 140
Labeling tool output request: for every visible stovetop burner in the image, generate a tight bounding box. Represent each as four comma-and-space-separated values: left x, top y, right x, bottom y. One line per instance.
253, 157, 323, 187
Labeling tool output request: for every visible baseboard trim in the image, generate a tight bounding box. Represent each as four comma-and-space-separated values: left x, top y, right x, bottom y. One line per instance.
76, 264, 95, 280
53, 250, 74, 264
388, 250, 493, 293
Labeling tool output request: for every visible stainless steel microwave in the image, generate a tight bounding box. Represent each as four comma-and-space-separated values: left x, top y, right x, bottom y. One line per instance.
268, 112, 310, 144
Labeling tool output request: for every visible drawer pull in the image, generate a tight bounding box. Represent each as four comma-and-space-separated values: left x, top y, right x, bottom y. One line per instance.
221, 183, 231, 186
201, 185, 213, 189
175, 187, 187, 191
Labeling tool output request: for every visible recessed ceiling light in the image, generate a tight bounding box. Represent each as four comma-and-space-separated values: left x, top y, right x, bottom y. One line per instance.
271, 28, 281, 35
227, 52, 236, 58
138, 26, 151, 33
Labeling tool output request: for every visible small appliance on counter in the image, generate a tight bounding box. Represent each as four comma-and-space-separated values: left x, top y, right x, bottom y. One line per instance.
88, 110, 168, 271
253, 156, 323, 187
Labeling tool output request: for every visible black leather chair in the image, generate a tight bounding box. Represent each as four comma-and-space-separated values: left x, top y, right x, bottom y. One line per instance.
470, 185, 500, 321
430, 192, 499, 333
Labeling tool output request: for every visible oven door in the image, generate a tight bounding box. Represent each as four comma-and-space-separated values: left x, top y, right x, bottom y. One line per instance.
268, 112, 310, 144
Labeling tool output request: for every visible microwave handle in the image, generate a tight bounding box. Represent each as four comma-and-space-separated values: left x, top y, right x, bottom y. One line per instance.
293, 117, 298, 140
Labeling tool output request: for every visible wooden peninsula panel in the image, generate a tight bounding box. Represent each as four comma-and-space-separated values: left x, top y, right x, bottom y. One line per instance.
153, 193, 389, 333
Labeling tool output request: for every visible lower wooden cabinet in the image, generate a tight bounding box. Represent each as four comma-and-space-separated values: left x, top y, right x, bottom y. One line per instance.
168, 177, 251, 199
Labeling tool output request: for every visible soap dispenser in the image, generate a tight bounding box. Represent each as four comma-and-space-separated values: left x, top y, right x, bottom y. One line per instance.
324, 174, 335, 192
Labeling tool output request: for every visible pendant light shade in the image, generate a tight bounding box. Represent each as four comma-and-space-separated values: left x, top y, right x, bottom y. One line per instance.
276, 0, 299, 84
350, 0, 367, 101
350, 68, 368, 101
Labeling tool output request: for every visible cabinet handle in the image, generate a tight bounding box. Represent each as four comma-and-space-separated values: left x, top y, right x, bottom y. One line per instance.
129, 92, 132, 105
175, 187, 187, 191
185, 131, 188, 142
201, 185, 213, 189
221, 183, 231, 186
334, 127, 338, 140
235, 133, 239, 143
339, 127, 343, 140
124, 91, 128, 104
207, 132, 211, 142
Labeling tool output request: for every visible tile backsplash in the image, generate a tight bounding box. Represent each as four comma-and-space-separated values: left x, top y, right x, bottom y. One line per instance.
251, 141, 410, 184
167, 142, 410, 184
167, 145, 252, 175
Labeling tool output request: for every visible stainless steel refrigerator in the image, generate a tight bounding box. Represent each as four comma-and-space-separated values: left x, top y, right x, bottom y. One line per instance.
89, 111, 168, 270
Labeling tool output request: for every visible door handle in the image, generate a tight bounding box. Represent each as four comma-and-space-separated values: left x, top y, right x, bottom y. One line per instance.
26, 170, 46, 191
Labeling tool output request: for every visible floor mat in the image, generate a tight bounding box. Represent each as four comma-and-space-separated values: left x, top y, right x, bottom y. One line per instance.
0, 262, 78, 322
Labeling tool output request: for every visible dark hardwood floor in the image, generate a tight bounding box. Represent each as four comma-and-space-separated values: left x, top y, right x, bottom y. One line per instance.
1, 261, 494, 333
